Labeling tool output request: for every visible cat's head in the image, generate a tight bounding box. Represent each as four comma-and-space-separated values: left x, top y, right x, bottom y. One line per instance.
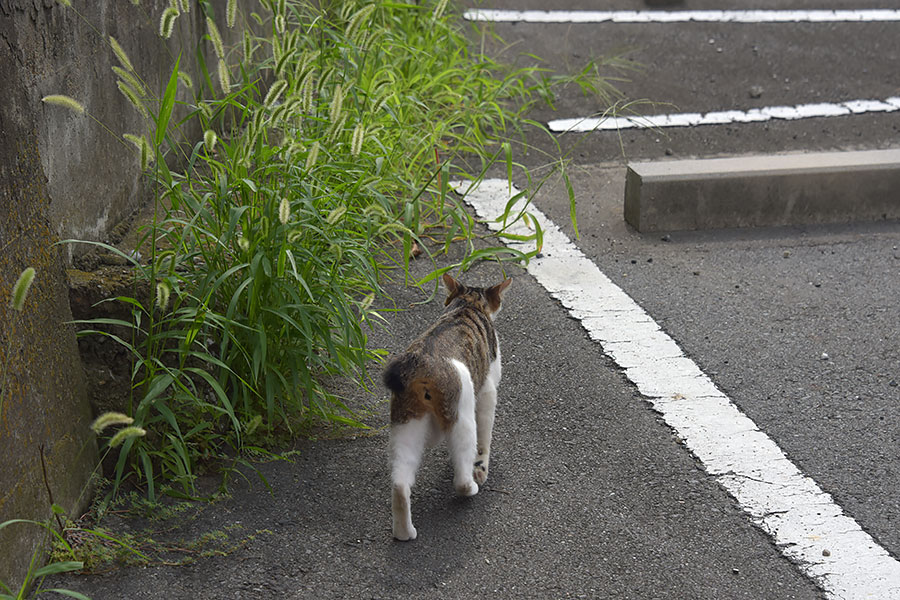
442, 273, 511, 318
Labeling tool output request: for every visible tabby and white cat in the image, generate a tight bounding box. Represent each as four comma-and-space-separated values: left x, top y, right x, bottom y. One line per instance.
383, 274, 511, 541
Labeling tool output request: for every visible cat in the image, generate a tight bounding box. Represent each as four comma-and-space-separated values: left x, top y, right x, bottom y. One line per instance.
383, 273, 511, 541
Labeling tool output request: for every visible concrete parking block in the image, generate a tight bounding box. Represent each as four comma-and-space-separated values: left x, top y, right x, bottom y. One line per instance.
624, 149, 900, 232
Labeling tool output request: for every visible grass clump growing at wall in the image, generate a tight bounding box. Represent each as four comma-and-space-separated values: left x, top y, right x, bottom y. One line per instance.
52, 0, 624, 499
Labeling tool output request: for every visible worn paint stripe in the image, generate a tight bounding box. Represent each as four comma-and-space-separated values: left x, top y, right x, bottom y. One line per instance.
464, 9, 900, 23
548, 97, 900, 132
456, 178, 900, 599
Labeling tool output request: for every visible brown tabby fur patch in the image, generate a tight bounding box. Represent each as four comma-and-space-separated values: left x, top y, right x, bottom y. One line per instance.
383, 274, 510, 429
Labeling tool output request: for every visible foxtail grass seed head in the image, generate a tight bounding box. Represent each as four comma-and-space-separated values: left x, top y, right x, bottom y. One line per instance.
238, 236, 250, 251
272, 38, 282, 65
55, 0, 71, 8
326, 206, 346, 225
108, 426, 146, 448
345, 4, 375, 42
300, 72, 315, 112
112, 66, 146, 95
177, 70, 194, 89
108, 36, 134, 72
116, 80, 149, 119
372, 93, 389, 115
264, 79, 288, 108
227, 0, 238, 27
206, 17, 225, 59
155, 281, 171, 311
270, 102, 289, 125
198, 102, 214, 121
285, 97, 303, 120
159, 6, 179, 39
204, 129, 217, 153
275, 13, 286, 34
243, 31, 254, 61
91, 412, 134, 435
305, 141, 319, 171
329, 84, 344, 123
350, 122, 365, 157
41, 95, 85, 115
433, 0, 449, 20
178, 0, 190, 13
217, 59, 231, 92
123, 133, 152, 171
279, 197, 291, 225
10, 267, 36, 312
326, 113, 347, 143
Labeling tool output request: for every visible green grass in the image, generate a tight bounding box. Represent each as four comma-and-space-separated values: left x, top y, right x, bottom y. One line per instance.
48, 0, 628, 500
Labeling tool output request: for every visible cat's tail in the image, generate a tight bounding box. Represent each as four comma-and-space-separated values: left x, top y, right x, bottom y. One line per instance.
383, 353, 418, 396
384, 353, 451, 427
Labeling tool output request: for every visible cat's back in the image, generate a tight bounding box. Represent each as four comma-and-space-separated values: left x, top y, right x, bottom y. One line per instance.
394, 303, 495, 399
414, 301, 496, 363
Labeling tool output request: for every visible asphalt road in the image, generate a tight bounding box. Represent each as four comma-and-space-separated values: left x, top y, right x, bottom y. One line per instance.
481, 0, 900, 163
45, 1, 898, 598
474, 0, 900, 594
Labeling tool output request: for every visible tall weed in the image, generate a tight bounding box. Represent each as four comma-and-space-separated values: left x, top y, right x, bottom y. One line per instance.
52, 0, 625, 498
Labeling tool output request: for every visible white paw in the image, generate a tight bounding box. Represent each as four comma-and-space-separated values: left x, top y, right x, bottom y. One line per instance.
473, 457, 489, 485
393, 522, 417, 541
456, 480, 479, 497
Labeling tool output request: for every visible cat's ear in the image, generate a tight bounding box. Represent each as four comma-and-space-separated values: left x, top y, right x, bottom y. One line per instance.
442, 273, 462, 305
485, 278, 511, 312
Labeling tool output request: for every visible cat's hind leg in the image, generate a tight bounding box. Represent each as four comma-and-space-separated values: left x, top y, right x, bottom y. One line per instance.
448, 359, 479, 497
390, 417, 429, 541
474, 352, 501, 485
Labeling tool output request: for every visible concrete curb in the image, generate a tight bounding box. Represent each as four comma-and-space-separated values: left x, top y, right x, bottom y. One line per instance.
624, 149, 900, 232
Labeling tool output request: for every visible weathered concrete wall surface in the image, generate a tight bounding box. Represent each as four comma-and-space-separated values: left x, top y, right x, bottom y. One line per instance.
0, 0, 243, 587
0, 37, 98, 590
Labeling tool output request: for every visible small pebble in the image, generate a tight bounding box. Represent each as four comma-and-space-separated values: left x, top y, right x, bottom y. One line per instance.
783, 250, 791, 258
822, 549, 831, 557
821, 352, 830, 360
749, 85, 764, 99
661, 234, 672, 242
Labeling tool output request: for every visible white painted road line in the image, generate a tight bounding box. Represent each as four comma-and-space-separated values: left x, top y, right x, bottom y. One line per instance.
457, 178, 900, 599
548, 98, 900, 132
464, 9, 900, 23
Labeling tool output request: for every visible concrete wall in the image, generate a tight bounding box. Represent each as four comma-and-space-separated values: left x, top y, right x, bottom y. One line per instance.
0, 0, 243, 587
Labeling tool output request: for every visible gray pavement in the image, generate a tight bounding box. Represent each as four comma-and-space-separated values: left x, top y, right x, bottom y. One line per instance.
529, 165, 900, 563
44, 250, 823, 599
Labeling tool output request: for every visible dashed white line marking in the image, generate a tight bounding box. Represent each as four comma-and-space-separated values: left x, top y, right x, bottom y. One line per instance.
457, 178, 900, 599
464, 9, 900, 23
548, 98, 900, 132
